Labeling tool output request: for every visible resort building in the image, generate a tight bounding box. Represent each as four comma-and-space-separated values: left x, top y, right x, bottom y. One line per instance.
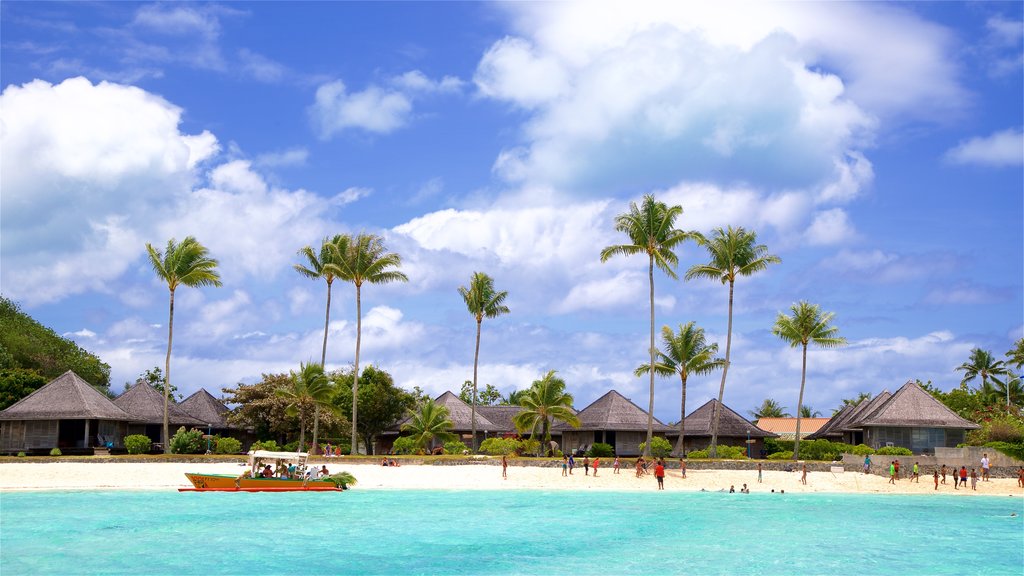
807, 381, 980, 452
553, 390, 672, 457
178, 388, 240, 436
0, 370, 134, 454
754, 417, 829, 440
672, 399, 777, 457
113, 382, 207, 448
379, 391, 531, 453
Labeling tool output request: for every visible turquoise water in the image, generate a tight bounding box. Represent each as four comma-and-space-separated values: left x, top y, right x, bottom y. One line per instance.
2, 490, 1021, 575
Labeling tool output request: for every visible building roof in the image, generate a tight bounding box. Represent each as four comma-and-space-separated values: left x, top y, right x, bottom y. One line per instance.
839, 392, 892, 431
677, 399, 777, 438
805, 404, 853, 439
855, 381, 981, 429
114, 383, 207, 427
0, 370, 134, 421
477, 405, 524, 434
178, 388, 232, 428
433, 391, 499, 431
755, 417, 829, 436
553, 390, 672, 432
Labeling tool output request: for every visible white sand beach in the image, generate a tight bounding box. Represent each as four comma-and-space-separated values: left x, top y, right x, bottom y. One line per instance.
1, 460, 1021, 496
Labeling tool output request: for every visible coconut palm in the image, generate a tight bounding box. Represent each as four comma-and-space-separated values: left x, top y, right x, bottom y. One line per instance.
635, 322, 724, 455
771, 301, 846, 460
401, 398, 457, 452
799, 405, 822, 418
146, 236, 221, 453
955, 348, 1008, 395
334, 233, 408, 455
293, 234, 348, 454
277, 362, 334, 452
458, 272, 510, 452
512, 370, 581, 455
1007, 338, 1024, 370
750, 398, 790, 420
686, 226, 779, 457
600, 194, 692, 457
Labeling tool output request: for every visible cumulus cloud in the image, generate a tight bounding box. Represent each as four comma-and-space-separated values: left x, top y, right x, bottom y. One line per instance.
392, 70, 463, 94
805, 208, 857, 245
238, 48, 287, 83
945, 128, 1024, 167
255, 147, 309, 168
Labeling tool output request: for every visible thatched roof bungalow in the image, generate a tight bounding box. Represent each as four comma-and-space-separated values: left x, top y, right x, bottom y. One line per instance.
672, 399, 777, 457
178, 388, 235, 432
0, 370, 134, 454
114, 383, 207, 445
553, 390, 671, 456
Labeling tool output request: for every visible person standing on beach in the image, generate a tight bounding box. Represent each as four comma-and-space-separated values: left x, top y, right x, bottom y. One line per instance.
583, 456, 590, 476
933, 469, 939, 490
981, 453, 990, 482
941, 464, 947, 484
502, 454, 508, 479
863, 455, 871, 474
970, 468, 978, 490
562, 456, 568, 477
1017, 466, 1024, 487
680, 458, 687, 479
912, 462, 919, 483
894, 459, 900, 481
635, 457, 644, 478
959, 466, 968, 489
654, 460, 665, 490
613, 456, 620, 474
801, 464, 807, 485
757, 462, 762, 483
888, 461, 896, 485
568, 454, 575, 475
592, 458, 600, 477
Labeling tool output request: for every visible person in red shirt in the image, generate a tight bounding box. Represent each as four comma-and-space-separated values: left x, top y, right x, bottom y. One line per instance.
654, 461, 665, 490
959, 466, 968, 488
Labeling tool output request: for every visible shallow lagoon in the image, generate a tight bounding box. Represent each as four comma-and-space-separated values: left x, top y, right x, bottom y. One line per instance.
2, 490, 1021, 575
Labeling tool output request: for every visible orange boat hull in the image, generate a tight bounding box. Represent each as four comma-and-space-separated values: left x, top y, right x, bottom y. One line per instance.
180, 473, 342, 492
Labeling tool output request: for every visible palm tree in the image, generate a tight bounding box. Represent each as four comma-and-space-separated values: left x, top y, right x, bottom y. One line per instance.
956, 348, 1009, 405
799, 405, 822, 418
401, 398, 457, 452
503, 389, 530, 406
512, 370, 581, 455
1007, 338, 1024, 370
146, 236, 221, 453
600, 194, 692, 457
458, 272, 510, 452
635, 322, 724, 455
835, 392, 872, 414
771, 301, 846, 460
750, 398, 790, 420
686, 226, 779, 457
276, 362, 334, 452
334, 233, 408, 455
294, 234, 347, 454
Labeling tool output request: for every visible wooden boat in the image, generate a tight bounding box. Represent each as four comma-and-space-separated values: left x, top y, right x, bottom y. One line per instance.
179, 450, 343, 492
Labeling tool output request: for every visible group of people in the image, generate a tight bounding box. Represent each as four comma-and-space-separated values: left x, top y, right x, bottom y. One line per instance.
560, 454, 602, 476
255, 462, 330, 480
318, 443, 344, 457
379, 458, 401, 467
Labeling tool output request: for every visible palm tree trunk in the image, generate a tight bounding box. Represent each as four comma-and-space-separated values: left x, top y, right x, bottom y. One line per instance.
163, 289, 175, 454
710, 279, 735, 458
644, 256, 655, 458
350, 284, 362, 455
793, 342, 808, 460
471, 318, 482, 452
675, 374, 687, 456
312, 280, 332, 456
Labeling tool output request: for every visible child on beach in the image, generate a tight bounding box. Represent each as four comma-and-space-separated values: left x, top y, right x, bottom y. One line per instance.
863, 455, 871, 474
680, 458, 687, 479
1018, 467, 1024, 488
635, 458, 644, 478
613, 456, 620, 474
562, 456, 568, 477
959, 466, 968, 488
970, 468, 977, 490
801, 464, 807, 485
981, 453, 990, 482
941, 464, 947, 484
933, 469, 939, 490
568, 454, 575, 475
888, 461, 896, 485
654, 461, 665, 490
592, 458, 599, 477
502, 454, 508, 479
757, 462, 762, 483
583, 456, 590, 476
912, 462, 919, 483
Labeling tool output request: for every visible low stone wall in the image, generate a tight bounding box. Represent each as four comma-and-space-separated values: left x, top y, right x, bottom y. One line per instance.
841, 452, 1023, 479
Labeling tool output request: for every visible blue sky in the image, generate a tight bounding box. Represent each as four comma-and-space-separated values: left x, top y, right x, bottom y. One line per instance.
2, 2, 1021, 423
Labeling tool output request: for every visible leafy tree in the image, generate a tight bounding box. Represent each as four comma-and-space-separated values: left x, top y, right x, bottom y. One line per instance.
128, 366, 181, 401
146, 236, 221, 453
799, 405, 822, 418
956, 348, 1008, 393
333, 365, 416, 454
333, 233, 408, 454
835, 392, 872, 414
601, 194, 693, 457
0, 296, 111, 389
223, 374, 347, 443
771, 301, 846, 460
503, 388, 530, 406
686, 226, 780, 458
512, 370, 581, 456
294, 234, 348, 454
918, 380, 986, 420
459, 380, 502, 406
1006, 338, 1024, 370
635, 322, 724, 455
750, 398, 790, 420
0, 368, 48, 410
458, 271, 510, 452
401, 398, 457, 451
277, 363, 335, 452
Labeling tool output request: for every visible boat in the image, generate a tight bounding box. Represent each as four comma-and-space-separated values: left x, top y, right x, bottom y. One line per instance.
179, 450, 345, 492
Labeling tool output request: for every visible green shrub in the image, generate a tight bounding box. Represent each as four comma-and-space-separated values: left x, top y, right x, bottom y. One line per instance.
169, 427, 204, 454
588, 443, 614, 457
982, 441, 1024, 461
214, 437, 242, 454
283, 440, 300, 452
443, 440, 469, 455
480, 437, 519, 455
391, 436, 418, 455
875, 446, 913, 456
124, 434, 152, 455
250, 440, 280, 452
849, 444, 875, 456
968, 415, 1024, 445
719, 445, 749, 459
17, 451, 26, 457
686, 449, 710, 459
638, 437, 673, 458
49, 448, 61, 456
768, 450, 793, 460
518, 438, 540, 456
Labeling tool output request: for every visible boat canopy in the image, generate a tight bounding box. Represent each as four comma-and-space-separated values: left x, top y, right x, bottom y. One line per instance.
248, 450, 309, 466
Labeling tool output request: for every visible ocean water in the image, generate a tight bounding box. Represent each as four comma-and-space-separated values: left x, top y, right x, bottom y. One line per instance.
1, 489, 1021, 575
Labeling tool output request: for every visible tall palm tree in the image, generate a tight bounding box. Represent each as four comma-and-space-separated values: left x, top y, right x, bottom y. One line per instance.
333, 233, 408, 455
293, 234, 348, 454
956, 348, 1009, 399
146, 236, 221, 454
750, 398, 790, 420
276, 362, 334, 452
458, 272, 510, 452
512, 370, 581, 456
600, 194, 692, 457
635, 322, 724, 455
987, 377, 1024, 407
771, 301, 846, 460
503, 389, 530, 406
401, 398, 457, 452
1007, 338, 1024, 370
686, 226, 780, 457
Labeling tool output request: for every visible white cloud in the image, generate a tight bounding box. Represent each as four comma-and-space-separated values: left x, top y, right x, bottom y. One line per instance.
475, 37, 569, 108
255, 147, 309, 168
393, 70, 463, 94
331, 187, 372, 206
820, 249, 958, 283
945, 128, 1024, 167
805, 208, 857, 245
310, 80, 412, 137
238, 48, 286, 83
924, 283, 1013, 306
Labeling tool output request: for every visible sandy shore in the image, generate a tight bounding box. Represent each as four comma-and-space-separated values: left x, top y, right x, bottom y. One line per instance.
1, 460, 1021, 496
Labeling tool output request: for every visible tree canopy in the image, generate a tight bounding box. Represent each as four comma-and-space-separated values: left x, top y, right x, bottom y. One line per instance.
333, 365, 416, 454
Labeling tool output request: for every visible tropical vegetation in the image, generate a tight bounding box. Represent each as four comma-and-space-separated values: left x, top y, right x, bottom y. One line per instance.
276, 363, 334, 453
458, 271, 510, 451
401, 397, 457, 452
512, 370, 580, 456
750, 398, 789, 419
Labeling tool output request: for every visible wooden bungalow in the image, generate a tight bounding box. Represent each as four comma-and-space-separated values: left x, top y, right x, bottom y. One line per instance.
114, 383, 208, 447
0, 370, 134, 454
809, 381, 979, 453
553, 390, 671, 457
672, 399, 777, 457
807, 391, 893, 445
378, 391, 505, 454
178, 388, 238, 436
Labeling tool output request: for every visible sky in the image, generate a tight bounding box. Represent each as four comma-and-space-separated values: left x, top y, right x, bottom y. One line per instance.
1, 2, 1022, 424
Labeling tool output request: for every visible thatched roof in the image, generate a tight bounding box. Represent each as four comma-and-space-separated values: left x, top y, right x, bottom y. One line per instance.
839, 391, 892, 431
477, 405, 523, 434
431, 391, 499, 431
677, 399, 777, 438
805, 404, 853, 439
114, 383, 206, 427
179, 388, 232, 428
855, 381, 980, 429
553, 390, 671, 432
0, 370, 133, 421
